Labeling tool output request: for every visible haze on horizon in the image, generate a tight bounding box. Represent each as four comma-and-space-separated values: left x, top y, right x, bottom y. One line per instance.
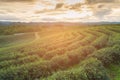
0, 0, 120, 22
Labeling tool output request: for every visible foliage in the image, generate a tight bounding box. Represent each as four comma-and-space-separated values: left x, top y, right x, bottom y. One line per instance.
91, 45, 120, 66
42, 58, 110, 80
0, 25, 120, 80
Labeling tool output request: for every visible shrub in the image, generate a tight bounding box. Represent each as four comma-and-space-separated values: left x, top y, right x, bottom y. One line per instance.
49, 55, 70, 70
108, 33, 120, 46
80, 46, 96, 58
81, 58, 110, 80
42, 51, 57, 60
0, 55, 39, 69
29, 48, 46, 57
80, 34, 96, 46
0, 61, 52, 80
42, 58, 110, 80
67, 46, 96, 66
91, 45, 120, 66
91, 35, 108, 49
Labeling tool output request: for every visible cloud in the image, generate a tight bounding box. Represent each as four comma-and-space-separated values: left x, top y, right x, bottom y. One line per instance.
55, 2, 82, 10
94, 8, 111, 18
0, 14, 19, 21
0, 0, 35, 2
85, 0, 118, 4
0, 0, 119, 22
94, 4, 111, 18
34, 9, 67, 14
97, 4, 104, 8
69, 3, 81, 10
55, 3, 64, 9
41, 17, 58, 21
46, 12, 66, 15
85, 0, 120, 20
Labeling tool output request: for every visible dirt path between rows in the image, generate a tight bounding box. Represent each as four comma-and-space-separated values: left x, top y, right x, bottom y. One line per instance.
35, 32, 40, 40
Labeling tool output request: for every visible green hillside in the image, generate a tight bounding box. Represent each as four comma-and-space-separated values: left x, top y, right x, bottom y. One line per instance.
0, 25, 120, 80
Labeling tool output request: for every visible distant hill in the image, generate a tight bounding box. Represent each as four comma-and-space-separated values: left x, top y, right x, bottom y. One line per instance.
0, 21, 120, 27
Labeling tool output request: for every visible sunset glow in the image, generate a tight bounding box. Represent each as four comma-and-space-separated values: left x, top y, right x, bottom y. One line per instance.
0, 0, 120, 22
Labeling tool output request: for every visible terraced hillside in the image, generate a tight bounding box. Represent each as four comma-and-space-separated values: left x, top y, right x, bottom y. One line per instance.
0, 25, 120, 80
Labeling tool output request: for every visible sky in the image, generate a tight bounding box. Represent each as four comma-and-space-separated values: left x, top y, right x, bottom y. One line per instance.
0, 0, 120, 22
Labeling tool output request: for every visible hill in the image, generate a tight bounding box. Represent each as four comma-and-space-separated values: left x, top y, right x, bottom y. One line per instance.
0, 24, 120, 80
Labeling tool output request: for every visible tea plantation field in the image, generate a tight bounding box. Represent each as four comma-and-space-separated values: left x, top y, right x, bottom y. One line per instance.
0, 25, 120, 80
